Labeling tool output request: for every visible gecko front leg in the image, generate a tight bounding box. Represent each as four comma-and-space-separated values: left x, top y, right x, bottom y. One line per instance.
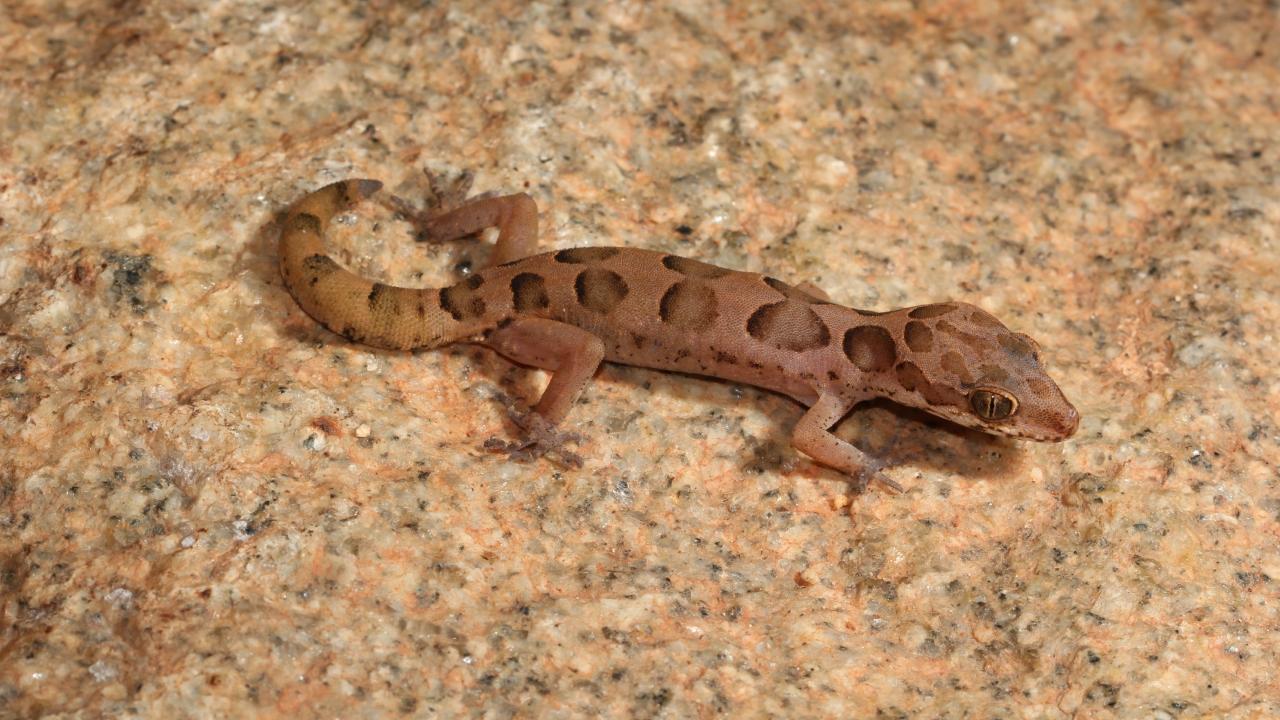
792, 393, 903, 493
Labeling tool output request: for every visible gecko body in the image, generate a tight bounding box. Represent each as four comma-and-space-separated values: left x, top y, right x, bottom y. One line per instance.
280, 179, 1078, 488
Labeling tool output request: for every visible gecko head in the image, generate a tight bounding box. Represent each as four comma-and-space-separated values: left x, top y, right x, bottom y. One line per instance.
872, 302, 1079, 441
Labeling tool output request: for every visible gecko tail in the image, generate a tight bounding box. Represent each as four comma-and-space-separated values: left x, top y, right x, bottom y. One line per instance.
278, 179, 478, 351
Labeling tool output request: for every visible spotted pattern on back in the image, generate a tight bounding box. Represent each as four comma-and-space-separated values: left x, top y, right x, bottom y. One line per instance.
903, 321, 933, 352
439, 275, 486, 321
908, 303, 958, 319
510, 273, 550, 312
555, 247, 621, 264
662, 255, 731, 279
575, 268, 629, 313
659, 280, 718, 331
843, 325, 897, 372
746, 300, 830, 352
935, 319, 988, 353
967, 310, 1002, 329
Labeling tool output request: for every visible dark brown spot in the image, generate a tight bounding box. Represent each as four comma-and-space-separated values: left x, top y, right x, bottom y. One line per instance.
968, 310, 1002, 328
896, 361, 927, 392
980, 364, 1010, 383
300, 254, 340, 287
937, 320, 989, 353
555, 247, 620, 264
843, 326, 897, 372
334, 181, 351, 204
940, 351, 973, 384
302, 253, 338, 275
1016, 333, 1042, 361
712, 349, 738, 365
439, 281, 486, 321
368, 283, 392, 312
290, 213, 322, 234
510, 273, 550, 312
574, 268, 629, 313
746, 301, 831, 352
999, 333, 1035, 358
908, 303, 958, 319
416, 300, 426, 318
895, 361, 965, 408
763, 276, 822, 302
903, 321, 933, 352
659, 280, 718, 331
662, 255, 731, 279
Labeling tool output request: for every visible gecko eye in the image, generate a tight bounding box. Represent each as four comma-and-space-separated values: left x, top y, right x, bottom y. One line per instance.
970, 388, 1018, 421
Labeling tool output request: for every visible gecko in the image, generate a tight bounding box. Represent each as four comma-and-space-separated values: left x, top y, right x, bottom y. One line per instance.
279, 177, 1079, 491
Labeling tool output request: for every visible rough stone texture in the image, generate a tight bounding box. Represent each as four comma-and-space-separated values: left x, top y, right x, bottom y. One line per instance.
1, 1, 1276, 717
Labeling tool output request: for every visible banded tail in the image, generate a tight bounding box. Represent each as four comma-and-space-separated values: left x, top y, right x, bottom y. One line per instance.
279, 179, 487, 350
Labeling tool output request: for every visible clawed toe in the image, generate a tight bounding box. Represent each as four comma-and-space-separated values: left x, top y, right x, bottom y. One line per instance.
482, 408, 584, 469
859, 464, 903, 494
426, 167, 475, 210
380, 168, 487, 244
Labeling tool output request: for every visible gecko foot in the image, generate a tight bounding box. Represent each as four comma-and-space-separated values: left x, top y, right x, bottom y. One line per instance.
423, 167, 479, 212
844, 458, 903, 494
483, 406, 585, 469
382, 168, 497, 244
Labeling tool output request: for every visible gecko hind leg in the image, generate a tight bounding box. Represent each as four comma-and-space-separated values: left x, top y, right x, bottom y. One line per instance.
481, 318, 605, 468
383, 168, 539, 267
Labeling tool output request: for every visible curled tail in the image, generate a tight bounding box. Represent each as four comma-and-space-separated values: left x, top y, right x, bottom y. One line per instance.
279, 179, 485, 350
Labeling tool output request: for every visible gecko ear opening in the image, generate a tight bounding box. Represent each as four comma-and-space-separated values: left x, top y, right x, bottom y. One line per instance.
970, 387, 1017, 421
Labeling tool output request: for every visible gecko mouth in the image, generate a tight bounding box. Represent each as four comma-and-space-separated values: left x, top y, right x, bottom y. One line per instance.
1011, 404, 1080, 441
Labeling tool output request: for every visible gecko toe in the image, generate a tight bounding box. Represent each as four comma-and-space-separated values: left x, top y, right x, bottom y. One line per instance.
482, 408, 585, 469
355, 179, 383, 197
861, 463, 904, 494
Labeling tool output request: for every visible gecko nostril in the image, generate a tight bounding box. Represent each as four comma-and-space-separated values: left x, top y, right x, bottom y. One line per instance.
1060, 405, 1080, 437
